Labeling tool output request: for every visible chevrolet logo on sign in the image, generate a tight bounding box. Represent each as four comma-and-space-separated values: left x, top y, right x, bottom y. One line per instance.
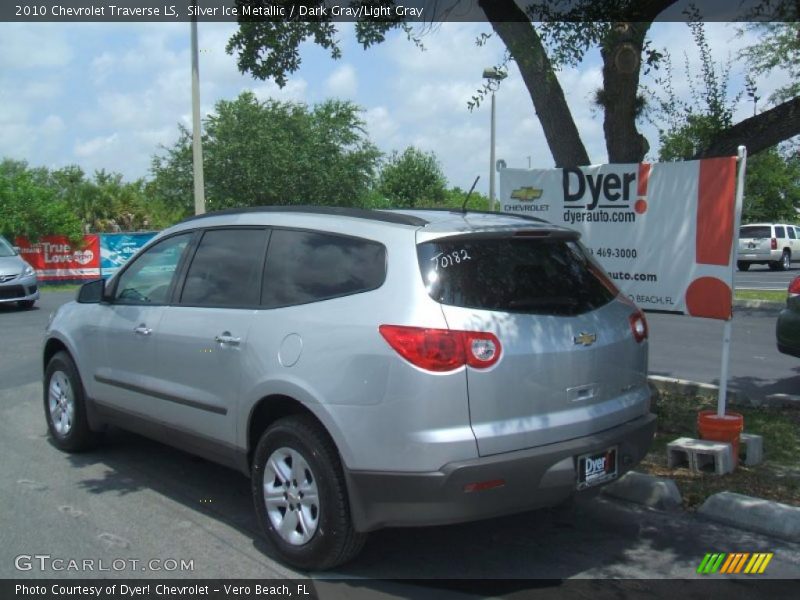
510, 187, 543, 202
573, 332, 597, 347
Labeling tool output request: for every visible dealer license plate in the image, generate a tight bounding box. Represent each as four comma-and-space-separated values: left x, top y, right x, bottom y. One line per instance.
577, 446, 618, 489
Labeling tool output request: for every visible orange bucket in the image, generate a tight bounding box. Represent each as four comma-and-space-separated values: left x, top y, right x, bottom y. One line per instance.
697, 410, 744, 467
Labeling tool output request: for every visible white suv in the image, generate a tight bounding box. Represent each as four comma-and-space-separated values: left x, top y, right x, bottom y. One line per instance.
738, 223, 800, 271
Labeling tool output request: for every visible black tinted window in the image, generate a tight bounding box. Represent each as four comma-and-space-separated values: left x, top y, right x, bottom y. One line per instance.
740, 226, 771, 239
262, 230, 386, 308
789, 228, 796, 240
115, 234, 191, 305
180, 229, 267, 307
417, 237, 617, 316
775, 226, 786, 238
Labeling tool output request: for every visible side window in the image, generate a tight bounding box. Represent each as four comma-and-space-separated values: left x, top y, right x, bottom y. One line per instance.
114, 234, 191, 305
789, 227, 797, 240
775, 226, 786, 238
262, 230, 386, 308
180, 228, 268, 307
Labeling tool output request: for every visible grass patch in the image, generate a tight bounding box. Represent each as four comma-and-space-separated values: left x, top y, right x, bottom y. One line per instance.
40, 284, 80, 292
638, 390, 800, 509
734, 289, 787, 303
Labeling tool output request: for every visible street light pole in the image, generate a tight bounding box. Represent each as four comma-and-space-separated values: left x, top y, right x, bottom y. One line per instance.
191, 14, 206, 215
482, 68, 506, 208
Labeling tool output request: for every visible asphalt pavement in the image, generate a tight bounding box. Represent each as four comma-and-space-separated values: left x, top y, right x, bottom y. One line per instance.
735, 264, 798, 291
1, 290, 799, 590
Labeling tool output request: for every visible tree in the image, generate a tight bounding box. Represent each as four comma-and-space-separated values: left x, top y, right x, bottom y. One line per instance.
226, 1, 800, 166
741, 148, 800, 223
377, 147, 447, 207
0, 160, 82, 242
150, 92, 381, 214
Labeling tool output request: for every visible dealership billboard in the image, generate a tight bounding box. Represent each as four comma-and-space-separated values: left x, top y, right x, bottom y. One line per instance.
499, 156, 741, 320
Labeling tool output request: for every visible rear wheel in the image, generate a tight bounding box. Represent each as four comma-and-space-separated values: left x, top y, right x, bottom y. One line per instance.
736, 261, 751, 271
782, 250, 792, 271
44, 351, 100, 452
251, 416, 366, 570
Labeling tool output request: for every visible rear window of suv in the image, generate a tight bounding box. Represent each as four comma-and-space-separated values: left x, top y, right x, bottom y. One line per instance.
740, 225, 771, 239
417, 236, 617, 316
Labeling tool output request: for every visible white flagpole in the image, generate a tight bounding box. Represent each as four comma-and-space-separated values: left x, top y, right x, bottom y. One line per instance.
718, 145, 747, 417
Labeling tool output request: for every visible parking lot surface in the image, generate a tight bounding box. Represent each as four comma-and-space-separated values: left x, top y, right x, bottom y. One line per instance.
1, 291, 799, 589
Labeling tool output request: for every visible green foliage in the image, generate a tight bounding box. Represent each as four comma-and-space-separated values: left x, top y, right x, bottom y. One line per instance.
740, 23, 800, 105
377, 147, 447, 208
0, 160, 82, 243
150, 92, 381, 211
652, 22, 738, 161
741, 147, 800, 223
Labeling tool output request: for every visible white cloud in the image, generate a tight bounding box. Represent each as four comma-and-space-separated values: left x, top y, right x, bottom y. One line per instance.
0, 24, 73, 69
325, 64, 358, 98
75, 134, 119, 158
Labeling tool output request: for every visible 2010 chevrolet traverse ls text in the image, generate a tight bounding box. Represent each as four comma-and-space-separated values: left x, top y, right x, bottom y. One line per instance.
43, 207, 655, 570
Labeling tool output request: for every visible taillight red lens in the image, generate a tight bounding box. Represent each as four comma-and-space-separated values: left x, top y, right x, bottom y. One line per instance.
788, 276, 800, 297
379, 325, 502, 371
772, 237, 778, 250
629, 311, 648, 343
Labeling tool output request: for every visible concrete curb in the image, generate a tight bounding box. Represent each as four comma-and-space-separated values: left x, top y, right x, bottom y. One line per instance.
602, 471, 683, 511
697, 492, 800, 542
733, 299, 784, 311
647, 375, 800, 408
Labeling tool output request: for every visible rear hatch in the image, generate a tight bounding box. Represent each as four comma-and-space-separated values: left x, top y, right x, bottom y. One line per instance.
738, 225, 773, 258
417, 229, 649, 457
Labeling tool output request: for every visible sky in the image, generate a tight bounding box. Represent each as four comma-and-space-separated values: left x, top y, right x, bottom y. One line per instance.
0, 20, 792, 196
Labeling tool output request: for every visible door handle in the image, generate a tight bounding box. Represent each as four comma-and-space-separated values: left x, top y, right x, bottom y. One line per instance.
215, 333, 241, 346
133, 325, 152, 336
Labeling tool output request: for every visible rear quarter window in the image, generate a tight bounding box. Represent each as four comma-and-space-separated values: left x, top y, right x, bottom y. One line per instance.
775, 226, 786, 238
261, 229, 386, 308
417, 236, 617, 316
739, 226, 771, 239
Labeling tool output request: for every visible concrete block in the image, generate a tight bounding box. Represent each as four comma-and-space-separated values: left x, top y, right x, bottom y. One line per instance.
739, 433, 764, 466
602, 471, 682, 511
666, 437, 734, 475
698, 492, 800, 542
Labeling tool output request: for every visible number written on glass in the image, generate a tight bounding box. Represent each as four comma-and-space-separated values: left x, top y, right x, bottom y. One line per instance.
430, 249, 472, 269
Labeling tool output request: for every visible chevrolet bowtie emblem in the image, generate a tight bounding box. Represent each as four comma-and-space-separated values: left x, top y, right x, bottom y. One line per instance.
510, 186, 543, 202
574, 332, 597, 347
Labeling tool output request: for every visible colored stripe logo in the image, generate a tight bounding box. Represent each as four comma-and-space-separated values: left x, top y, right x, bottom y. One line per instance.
697, 552, 773, 574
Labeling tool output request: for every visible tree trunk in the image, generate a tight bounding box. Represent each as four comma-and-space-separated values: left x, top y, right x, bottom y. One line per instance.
695, 96, 800, 159
600, 22, 652, 163
478, 0, 590, 168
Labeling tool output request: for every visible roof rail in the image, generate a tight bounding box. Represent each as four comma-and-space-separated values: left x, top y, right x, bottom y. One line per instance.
177, 205, 429, 227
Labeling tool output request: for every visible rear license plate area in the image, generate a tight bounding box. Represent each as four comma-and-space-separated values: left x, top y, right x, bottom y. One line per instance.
577, 446, 618, 490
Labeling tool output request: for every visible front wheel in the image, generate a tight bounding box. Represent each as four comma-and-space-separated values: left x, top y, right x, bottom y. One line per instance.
44, 351, 100, 452
251, 416, 366, 571
17, 300, 35, 309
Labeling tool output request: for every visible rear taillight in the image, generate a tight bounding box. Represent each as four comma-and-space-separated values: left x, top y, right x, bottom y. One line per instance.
379, 325, 502, 372
772, 237, 778, 250
789, 276, 800, 297
629, 311, 648, 343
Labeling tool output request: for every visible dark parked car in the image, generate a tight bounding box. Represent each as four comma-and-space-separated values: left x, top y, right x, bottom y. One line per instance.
776, 276, 800, 357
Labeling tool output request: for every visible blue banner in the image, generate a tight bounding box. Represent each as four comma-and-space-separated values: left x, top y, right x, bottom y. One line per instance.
100, 232, 157, 277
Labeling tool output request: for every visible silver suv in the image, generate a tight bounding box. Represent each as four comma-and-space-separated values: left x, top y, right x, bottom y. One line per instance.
738, 223, 800, 271
43, 207, 655, 570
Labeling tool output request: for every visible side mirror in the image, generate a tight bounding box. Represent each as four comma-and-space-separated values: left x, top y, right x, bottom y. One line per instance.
76, 278, 106, 304
13, 246, 20, 255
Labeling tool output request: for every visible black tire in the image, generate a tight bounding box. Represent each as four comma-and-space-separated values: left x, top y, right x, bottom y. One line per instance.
781, 250, 791, 271
251, 416, 366, 571
17, 300, 35, 309
737, 261, 751, 271
769, 261, 780, 271
44, 351, 100, 452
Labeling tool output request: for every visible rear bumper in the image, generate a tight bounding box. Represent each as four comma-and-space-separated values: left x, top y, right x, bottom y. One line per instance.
345, 412, 656, 532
